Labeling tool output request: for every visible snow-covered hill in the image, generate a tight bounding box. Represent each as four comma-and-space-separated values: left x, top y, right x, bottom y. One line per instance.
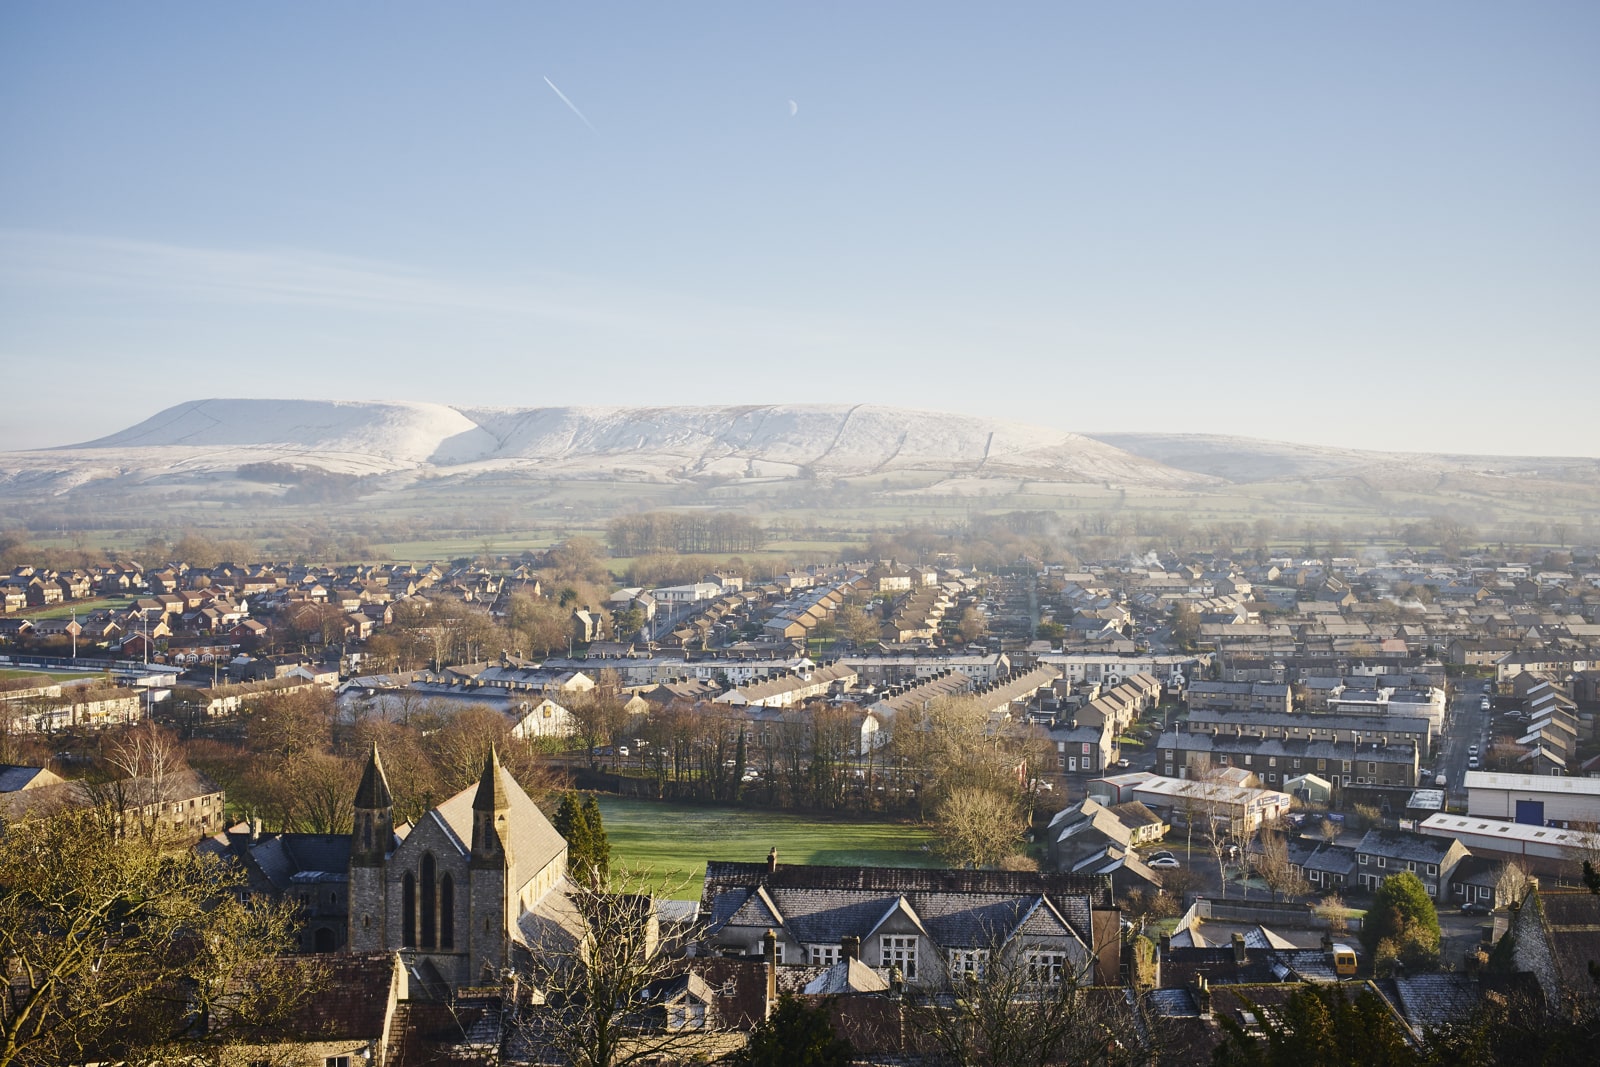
0, 399, 1218, 497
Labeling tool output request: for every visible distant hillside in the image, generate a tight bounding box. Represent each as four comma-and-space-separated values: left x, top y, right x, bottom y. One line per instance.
0, 399, 1217, 499
1087, 432, 1600, 487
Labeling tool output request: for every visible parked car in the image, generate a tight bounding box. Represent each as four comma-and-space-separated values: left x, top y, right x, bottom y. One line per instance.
1468, 756, 1481, 770
1148, 856, 1181, 869
1148, 850, 1175, 862
1461, 900, 1493, 915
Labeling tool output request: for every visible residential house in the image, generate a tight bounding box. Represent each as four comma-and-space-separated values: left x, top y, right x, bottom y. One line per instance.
1353, 829, 1470, 899
696, 857, 1122, 987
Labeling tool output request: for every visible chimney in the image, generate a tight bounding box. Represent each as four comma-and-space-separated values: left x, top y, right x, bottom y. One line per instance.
1231, 932, 1247, 964
841, 935, 861, 962
766, 847, 779, 874
1191, 974, 1212, 1018
763, 929, 778, 1018
249, 816, 262, 843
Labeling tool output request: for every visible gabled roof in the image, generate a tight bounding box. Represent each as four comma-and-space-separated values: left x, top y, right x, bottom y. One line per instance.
430, 758, 566, 894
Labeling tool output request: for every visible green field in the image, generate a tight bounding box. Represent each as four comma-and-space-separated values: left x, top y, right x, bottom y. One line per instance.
0, 668, 103, 682
595, 796, 942, 899
24, 597, 134, 619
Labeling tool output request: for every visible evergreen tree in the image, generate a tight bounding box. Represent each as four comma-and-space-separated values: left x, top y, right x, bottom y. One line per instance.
554, 792, 594, 877
580, 793, 611, 880
1213, 985, 1420, 1067
728, 995, 852, 1067
1362, 872, 1441, 973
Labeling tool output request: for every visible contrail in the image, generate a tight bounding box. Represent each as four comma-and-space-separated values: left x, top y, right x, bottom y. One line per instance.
543, 75, 597, 133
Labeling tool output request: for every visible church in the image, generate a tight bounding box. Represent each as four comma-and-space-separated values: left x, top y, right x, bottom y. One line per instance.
346, 744, 569, 989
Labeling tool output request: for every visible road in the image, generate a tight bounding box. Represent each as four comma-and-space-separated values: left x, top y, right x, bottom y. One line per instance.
1438, 680, 1492, 805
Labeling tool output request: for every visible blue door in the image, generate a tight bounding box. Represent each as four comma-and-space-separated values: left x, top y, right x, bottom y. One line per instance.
1514, 799, 1545, 825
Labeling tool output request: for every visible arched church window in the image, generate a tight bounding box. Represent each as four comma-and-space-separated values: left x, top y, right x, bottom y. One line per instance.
402, 873, 416, 946
440, 873, 455, 948
421, 853, 437, 949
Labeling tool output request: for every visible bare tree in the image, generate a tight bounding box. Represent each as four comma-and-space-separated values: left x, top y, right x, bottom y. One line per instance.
1255, 827, 1309, 902
909, 933, 1154, 1067
97, 720, 187, 842
513, 870, 729, 1067
935, 786, 1025, 869
0, 809, 311, 1066
1493, 858, 1535, 908
1314, 892, 1351, 939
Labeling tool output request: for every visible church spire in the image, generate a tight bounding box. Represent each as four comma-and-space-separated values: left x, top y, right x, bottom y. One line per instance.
355, 742, 393, 809
473, 744, 509, 813
351, 743, 394, 868
471, 745, 512, 867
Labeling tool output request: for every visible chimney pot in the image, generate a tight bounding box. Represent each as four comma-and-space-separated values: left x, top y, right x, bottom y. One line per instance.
766, 847, 778, 874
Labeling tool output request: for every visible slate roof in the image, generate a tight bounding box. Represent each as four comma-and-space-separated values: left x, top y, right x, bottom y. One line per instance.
803, 957, 890, 995
1354, 829, 1458, 864
0, 765, 62, 792
432, 753, 566, 895
702, 862, 1106, 950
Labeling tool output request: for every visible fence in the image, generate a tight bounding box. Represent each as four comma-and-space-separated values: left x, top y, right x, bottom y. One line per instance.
1193, 895, 1364, 932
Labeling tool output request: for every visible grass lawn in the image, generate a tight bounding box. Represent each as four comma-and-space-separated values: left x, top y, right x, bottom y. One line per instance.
0, 668, 104, 682
24, 597, 134, 620
595, 796, 942, 899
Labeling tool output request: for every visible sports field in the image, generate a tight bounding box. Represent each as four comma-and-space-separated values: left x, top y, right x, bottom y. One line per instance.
594, 796, 942, 899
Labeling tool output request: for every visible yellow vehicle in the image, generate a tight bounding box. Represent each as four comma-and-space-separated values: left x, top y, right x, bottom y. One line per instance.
1332, 944, 1359, 978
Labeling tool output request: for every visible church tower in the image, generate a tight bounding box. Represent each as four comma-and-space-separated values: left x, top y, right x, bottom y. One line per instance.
347, 743, 393, 952
468, 745, 514, 982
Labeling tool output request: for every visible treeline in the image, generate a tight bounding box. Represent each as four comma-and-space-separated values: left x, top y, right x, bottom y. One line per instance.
235, 462, 368, 504
606, 511, 764, 556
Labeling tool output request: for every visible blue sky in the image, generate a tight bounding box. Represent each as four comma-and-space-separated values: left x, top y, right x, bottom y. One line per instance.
2, 2, 1596, 456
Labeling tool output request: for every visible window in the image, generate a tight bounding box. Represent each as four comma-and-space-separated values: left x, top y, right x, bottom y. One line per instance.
1427, 864, 1437, 876
810, 945, 840, 966
1368, 762, 1377, 774
1025, 950, 1067, 985
440, 873, 455, 949
882, 936, 918, 981
326, 1058, 352, 1067
420, 853, 436, 949
1318, 760, 1326, 771
402, 872, 416, 947
1377, 857, 1386, 868
1269, 757, 1276, 768
1359, 854, 1368, 866
949, 949, 989, 980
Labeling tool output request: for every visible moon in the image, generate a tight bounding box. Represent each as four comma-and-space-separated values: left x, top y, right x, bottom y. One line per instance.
788, 99, 798, 117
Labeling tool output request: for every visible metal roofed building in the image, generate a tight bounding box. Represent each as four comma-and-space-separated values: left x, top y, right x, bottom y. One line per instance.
1463, 770, 1600, 826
